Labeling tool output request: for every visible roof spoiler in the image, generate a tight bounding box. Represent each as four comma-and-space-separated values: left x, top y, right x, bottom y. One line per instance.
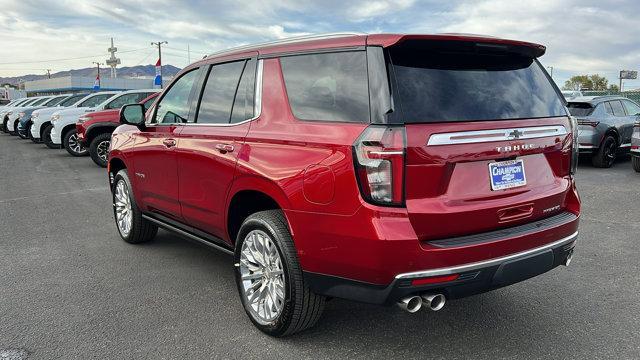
368, 34, 546, 58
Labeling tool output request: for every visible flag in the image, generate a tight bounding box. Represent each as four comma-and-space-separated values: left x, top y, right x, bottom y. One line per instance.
93, 74, 100, 90
154, 59, 162, 86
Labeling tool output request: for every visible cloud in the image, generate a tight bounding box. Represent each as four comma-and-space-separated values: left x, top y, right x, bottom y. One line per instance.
0, 0, 639, 89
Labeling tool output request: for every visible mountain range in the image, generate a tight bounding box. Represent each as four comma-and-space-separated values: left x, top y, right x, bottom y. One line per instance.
0, 64, 182, 86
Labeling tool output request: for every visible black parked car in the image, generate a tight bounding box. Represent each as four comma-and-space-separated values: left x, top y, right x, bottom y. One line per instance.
568, 96, 640, 168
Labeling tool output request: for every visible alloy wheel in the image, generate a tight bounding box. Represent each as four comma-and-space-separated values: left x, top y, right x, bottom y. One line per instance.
239, 230, 286, 324
68, 133, 86, 154
96, 140, 110, 162
114, 179, 132, 237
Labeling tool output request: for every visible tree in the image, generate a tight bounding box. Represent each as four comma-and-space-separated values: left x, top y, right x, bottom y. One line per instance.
563, 74, 609, 91
608, 84, 620, 92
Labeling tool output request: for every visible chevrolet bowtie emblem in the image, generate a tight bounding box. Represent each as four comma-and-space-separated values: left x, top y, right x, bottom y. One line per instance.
508, 130, 524, 139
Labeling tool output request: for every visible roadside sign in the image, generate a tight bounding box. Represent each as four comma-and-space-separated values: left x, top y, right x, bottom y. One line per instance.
620, 70, 638, 80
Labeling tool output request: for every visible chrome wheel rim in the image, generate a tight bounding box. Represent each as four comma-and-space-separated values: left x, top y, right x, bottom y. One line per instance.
96, 140, 110, 162
68, 133, 86, 154
114, 179, 132, 237
239, 230, 286, 324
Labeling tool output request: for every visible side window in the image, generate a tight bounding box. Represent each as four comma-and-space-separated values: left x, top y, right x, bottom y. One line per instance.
196, 60, 246, 124
141, 95, 157, 112
623, 100, 640, 116
155, 69, 199, 124
605, 102, 614, 115
105, 93, 143, 110
79, 94, 113, 108
231, 58, 256, 123
280, 51, 370, 122
610, 100, 626, 117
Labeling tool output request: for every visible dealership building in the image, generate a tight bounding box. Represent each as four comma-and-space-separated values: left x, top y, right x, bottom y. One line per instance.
23, 76, 169, 96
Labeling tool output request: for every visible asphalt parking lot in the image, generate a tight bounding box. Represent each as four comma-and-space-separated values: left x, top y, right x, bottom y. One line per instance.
1, 133, 639, 360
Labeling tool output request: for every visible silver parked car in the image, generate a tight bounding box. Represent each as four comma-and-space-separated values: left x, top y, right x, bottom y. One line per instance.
567, 96, 640, 168
632, 120, 640, 172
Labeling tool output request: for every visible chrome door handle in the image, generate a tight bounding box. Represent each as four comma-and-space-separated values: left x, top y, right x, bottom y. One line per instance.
163, 138, 177, 148
215, 143, 234, 153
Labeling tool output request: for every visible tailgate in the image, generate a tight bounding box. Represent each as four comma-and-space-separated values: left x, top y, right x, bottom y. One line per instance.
404, 117, 573, 241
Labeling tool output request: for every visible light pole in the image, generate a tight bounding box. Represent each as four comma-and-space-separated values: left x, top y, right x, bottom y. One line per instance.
151, 41, 168, 88
547, 66, 554, 79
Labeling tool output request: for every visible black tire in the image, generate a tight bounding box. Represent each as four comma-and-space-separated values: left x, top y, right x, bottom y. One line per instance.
633, 156, 640, 173
25, 122, 33, 140
17, 121, 28, 139
112, 169, 158, 244
1, 117, 8, 133
592, 135, 617, 168
42, 124, 60, 149
89, 133, 111, 167
63, 129, 88, 156
234, 210, 326, 337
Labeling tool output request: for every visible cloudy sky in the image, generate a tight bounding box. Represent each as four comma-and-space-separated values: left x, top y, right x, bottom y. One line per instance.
1, 0, 639, 89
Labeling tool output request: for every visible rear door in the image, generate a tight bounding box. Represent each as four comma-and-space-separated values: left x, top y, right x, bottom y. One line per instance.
622, 99, 640, 146
131, 68, 201, 220
385, 41, 571, 240
609, 100, 629, 145
176, 57, 257, 240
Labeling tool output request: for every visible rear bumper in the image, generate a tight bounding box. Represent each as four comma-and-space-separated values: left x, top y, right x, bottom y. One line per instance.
305, 231, 577, 305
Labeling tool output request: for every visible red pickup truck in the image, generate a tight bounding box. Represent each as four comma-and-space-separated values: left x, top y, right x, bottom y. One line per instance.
77, 93, 159, 167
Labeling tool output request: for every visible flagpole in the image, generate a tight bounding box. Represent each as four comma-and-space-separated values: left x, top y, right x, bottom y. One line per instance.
151, 41, 168, 89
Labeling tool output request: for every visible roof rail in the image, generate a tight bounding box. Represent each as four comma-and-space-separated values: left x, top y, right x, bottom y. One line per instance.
205, 32, 364, 59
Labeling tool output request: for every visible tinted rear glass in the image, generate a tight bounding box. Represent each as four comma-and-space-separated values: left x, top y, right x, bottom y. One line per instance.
388, 45, 566, 123
281, 51, 369, 123
59, 95, 87, 107
567, 103, 594, 116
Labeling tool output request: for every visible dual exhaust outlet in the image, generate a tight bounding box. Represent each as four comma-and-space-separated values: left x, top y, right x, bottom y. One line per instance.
398, 293, 446, 313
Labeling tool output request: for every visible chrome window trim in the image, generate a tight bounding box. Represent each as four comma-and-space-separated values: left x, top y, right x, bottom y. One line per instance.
146, 59, 263, 128
427, 125, 568, 146
395, 231, 578, 280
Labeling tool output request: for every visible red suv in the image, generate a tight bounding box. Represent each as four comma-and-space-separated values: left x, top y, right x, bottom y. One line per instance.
109, 33, 580, 336
77, 92, 159, 167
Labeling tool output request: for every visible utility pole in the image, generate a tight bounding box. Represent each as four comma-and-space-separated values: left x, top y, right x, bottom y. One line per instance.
46, 69, 51, 79
547, 66, 554, 79
93, 62, 104, 88
151, 41, 168, 88
187, 44, 191, 64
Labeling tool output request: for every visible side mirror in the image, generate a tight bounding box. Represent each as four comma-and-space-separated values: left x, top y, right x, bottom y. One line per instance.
120, 104, 146, 129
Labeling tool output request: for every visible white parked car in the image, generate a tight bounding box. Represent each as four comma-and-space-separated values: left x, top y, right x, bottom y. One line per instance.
2, 97, 44, 133
48, 91, 120, 154
30, 93, 90, 143
632, 120, 640, 172
6, 96, 56, 135
15, 95, 72, 139
562, 90, 583, 100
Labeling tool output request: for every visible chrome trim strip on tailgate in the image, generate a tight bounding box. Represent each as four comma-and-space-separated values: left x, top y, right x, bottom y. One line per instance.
395, 231, 578, 280
427, 125, 568, 146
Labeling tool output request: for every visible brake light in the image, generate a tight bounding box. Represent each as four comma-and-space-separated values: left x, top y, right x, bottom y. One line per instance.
577, 119, 599, 127
411, 274, 460, 286
570, 116, 579, 175
353, 126, 406, 206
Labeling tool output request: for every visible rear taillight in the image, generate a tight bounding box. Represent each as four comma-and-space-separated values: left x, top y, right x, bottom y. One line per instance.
570, 116, 579, 175
353, 125, 406, 206
577, 119, 599, 127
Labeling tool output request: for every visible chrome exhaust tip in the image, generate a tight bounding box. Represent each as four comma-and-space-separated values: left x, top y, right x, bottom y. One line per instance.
422, 293, 446, 311
397, 296, 423, 313
564, 249, 573, 266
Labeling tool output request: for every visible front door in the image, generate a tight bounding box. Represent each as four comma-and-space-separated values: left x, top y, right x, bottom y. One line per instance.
177, 58, 257, 241
132, 68, 201, 220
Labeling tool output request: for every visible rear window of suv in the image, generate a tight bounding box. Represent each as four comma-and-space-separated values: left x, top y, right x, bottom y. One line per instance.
280, 51, 370, 123
388, 43, 567, 123
567, 103, 594, 116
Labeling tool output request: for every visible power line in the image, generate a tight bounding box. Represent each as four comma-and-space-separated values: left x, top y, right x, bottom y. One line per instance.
0, 48, 148, 65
